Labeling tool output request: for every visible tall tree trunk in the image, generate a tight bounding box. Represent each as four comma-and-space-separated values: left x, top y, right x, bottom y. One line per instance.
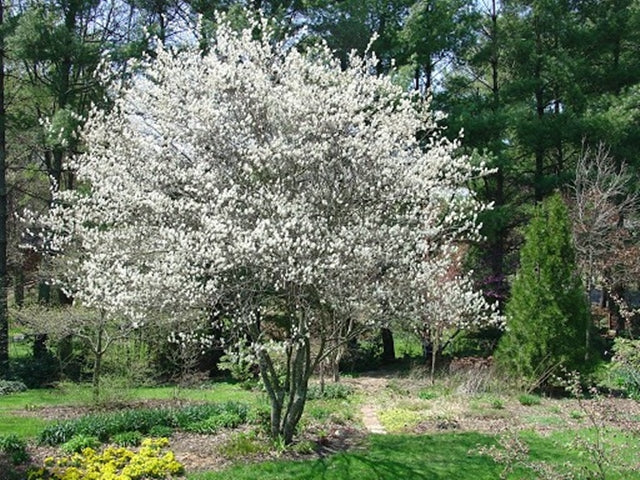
0, 0, 9, 379
381, 328, 395, 363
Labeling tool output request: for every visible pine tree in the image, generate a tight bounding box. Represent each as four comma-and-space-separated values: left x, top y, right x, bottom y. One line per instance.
496, 194, 589, 387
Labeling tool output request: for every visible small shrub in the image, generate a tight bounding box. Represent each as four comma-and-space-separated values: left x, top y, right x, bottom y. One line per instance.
609, 338, 640, 398
378, 408, 423, 433
217, 431, 270, 458
518, 394, 541, 406
418, 389, 438, 400
60, 434, 100, 454
148, 425, 173, 438
0, 434, 29, 465
29, 437, 183, 480
291, 439, 316, 455
569, 410, 583, 420
111, 431, 143, 447
10, 351, 61, 388
306, 383, 354, 400
490, 398, 505, 410
0, 380, 28, 395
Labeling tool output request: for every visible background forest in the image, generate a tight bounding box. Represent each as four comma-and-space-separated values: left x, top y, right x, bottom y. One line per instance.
0, 0, 639, 398
0, 2, 640, 479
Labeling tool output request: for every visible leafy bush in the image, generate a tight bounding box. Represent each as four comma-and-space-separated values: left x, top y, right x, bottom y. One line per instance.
60, 435, 100, 454
306, 383, 354, 400
28, 437, 183, 480
217, 431, 270, 458
111, 431, 143, 447
418, 389, 438, 400
609, 338, 640, 398
0, 380, 28, 395
173, 402, 248, 430
0, 434, 29, 465
39, 401, 250, 445
148, 425, 173, 438
496, 195, 590, 388
10, 351, 61, 388
518, 394, 541, 406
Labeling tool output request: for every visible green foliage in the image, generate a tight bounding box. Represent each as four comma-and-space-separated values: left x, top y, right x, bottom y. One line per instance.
148, 425, 173, 438
217, 431, 271, 459
306, 383, 354, 400
378, 408, 424, 433
609, 338, 640, 398
0, 380, 27, 395
30, 437, 183, 480
496, 195, 590, 387
111, 431, 143, 447
60, 434, 100, 454
418, 389, 438, 400
9, 352, 61, 388
39, 401, 250, 446
0, 434, 29, 465
518, 394, 542, 406
183, 410, 247, 434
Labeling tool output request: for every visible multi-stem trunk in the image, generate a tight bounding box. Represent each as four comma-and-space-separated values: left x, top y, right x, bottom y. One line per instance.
257, 310, 313, 444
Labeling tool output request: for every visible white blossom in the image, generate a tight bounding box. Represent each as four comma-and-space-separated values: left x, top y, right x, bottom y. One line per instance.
40, 13, 497, 434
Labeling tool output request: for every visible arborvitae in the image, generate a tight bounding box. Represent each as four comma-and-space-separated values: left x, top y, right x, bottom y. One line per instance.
496, 194, 590, 386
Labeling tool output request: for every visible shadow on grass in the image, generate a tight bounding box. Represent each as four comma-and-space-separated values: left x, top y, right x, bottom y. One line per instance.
189, 432, 502, 480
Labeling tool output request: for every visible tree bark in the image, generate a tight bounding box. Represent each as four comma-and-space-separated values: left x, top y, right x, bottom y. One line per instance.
0, 0, 9, 379
381, 327, 395, 363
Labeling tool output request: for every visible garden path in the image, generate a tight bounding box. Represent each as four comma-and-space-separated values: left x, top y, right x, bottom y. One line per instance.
342, 374, 389, 434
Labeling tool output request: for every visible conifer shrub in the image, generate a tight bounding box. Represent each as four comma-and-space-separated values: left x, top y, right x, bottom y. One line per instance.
495, 194, 590, 388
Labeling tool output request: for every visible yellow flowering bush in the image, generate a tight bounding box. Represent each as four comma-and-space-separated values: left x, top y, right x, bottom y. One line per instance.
28, 438, 184, 480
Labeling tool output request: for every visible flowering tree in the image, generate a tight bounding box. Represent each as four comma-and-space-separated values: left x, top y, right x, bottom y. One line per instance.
44, 13, 493, 443
405, 249, 502, 381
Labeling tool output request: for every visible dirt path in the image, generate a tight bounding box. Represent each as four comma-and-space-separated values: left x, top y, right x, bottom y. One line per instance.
343, 374, 389, 434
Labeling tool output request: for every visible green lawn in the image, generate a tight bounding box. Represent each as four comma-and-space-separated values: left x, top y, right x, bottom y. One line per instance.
0, 381, 261, 439
188, 430, 640, 480
189, 433, 501, 480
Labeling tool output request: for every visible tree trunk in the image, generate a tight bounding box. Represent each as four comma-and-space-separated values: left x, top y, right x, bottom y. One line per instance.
0, 0, 9, 379
92, 328, 103, 402
381, 328, 395, 363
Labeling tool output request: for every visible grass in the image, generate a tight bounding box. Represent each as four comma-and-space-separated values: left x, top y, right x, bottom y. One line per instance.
518, 393, 542, 406
189, 433, 504, 480
0, 381, 261, 439
189, 429, 640, 480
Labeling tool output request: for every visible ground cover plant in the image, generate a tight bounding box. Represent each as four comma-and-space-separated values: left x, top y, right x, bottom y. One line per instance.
29, 437, 184, 480
39, 401, 250, 445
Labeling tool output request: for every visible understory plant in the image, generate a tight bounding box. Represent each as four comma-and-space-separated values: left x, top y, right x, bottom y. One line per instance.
28, 437, 183, 480
0, 434, 29, 465
39, 402, 249, 445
